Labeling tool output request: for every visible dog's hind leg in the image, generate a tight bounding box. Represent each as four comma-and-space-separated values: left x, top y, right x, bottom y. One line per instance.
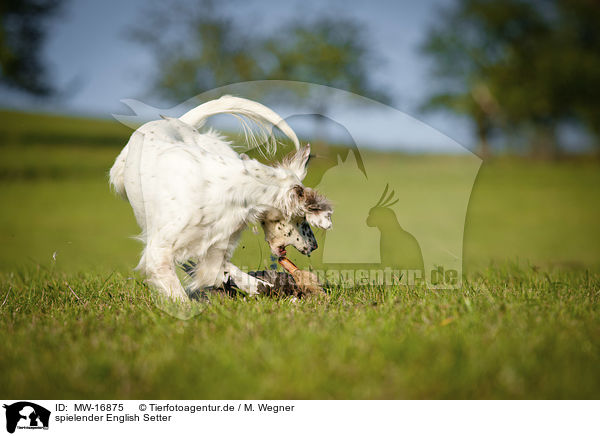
186, 245, 228, 292
143, 244, 188, 301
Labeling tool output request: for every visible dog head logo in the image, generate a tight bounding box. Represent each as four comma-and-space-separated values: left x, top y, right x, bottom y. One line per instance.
3, 402, 50, 433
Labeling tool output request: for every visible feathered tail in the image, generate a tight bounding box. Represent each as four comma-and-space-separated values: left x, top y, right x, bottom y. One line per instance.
178, 95, 300, 155
109, 95, 299, 200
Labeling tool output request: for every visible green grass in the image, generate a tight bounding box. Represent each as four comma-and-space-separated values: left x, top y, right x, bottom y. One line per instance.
0, 110, 599, 398
1, 267, 598, 399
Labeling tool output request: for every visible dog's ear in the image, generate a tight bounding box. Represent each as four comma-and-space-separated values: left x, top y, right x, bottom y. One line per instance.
284, 185, 306, 218
286, 144, 311, 181
302, 188, 333, 230
293, 185, 304, 198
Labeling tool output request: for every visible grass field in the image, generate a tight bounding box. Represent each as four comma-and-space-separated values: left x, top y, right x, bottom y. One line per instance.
1, 110, 599, 398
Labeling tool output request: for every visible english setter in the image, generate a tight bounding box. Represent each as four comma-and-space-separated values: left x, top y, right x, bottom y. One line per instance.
109, 96, 332, 300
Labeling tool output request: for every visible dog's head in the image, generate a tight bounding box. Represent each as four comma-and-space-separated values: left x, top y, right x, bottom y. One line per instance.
261, 209, 318, 257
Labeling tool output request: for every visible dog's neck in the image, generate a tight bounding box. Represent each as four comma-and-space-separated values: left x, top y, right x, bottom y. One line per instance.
236, 159, 302, 220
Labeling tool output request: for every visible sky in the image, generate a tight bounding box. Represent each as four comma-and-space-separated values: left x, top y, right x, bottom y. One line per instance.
0, 0, 476, 152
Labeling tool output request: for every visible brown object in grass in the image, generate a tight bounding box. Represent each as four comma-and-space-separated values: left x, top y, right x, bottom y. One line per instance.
186, 259, 323, 298
278, 257, 323, 295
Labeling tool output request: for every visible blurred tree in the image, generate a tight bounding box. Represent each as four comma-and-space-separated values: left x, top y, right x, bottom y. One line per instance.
263, 17, 390, 104
0, 0, 63, 95
128, 0, 261, 103
553, 0, 600, 140
262, 16, 390, 142
129, 1, 390, 115
420, 0, 546, 158
421, 0, 600, 158
484, 0, 566, 158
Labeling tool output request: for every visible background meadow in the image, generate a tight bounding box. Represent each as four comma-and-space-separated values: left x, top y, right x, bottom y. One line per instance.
1, 0, 599, 399
0, 110, 598, 398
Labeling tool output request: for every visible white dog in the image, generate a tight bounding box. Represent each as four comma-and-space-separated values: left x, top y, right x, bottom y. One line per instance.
109, 96, 332, 300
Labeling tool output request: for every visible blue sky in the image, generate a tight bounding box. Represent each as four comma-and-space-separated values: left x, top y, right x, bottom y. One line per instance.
1, 0, 476, 151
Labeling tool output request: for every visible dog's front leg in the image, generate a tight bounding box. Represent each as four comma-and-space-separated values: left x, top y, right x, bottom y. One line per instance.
224, 262, 272, 296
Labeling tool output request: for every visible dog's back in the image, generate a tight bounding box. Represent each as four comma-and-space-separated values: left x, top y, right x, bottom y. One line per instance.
108, 96, 305, 299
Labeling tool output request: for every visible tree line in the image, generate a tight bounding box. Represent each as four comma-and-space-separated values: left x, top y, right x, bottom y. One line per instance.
2, 0, 598, 157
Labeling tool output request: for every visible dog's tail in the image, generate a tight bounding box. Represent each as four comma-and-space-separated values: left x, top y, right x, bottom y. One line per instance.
178, 95, 300, 155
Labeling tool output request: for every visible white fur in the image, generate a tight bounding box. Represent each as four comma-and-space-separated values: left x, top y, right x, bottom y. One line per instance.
109, 96, 327, 300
